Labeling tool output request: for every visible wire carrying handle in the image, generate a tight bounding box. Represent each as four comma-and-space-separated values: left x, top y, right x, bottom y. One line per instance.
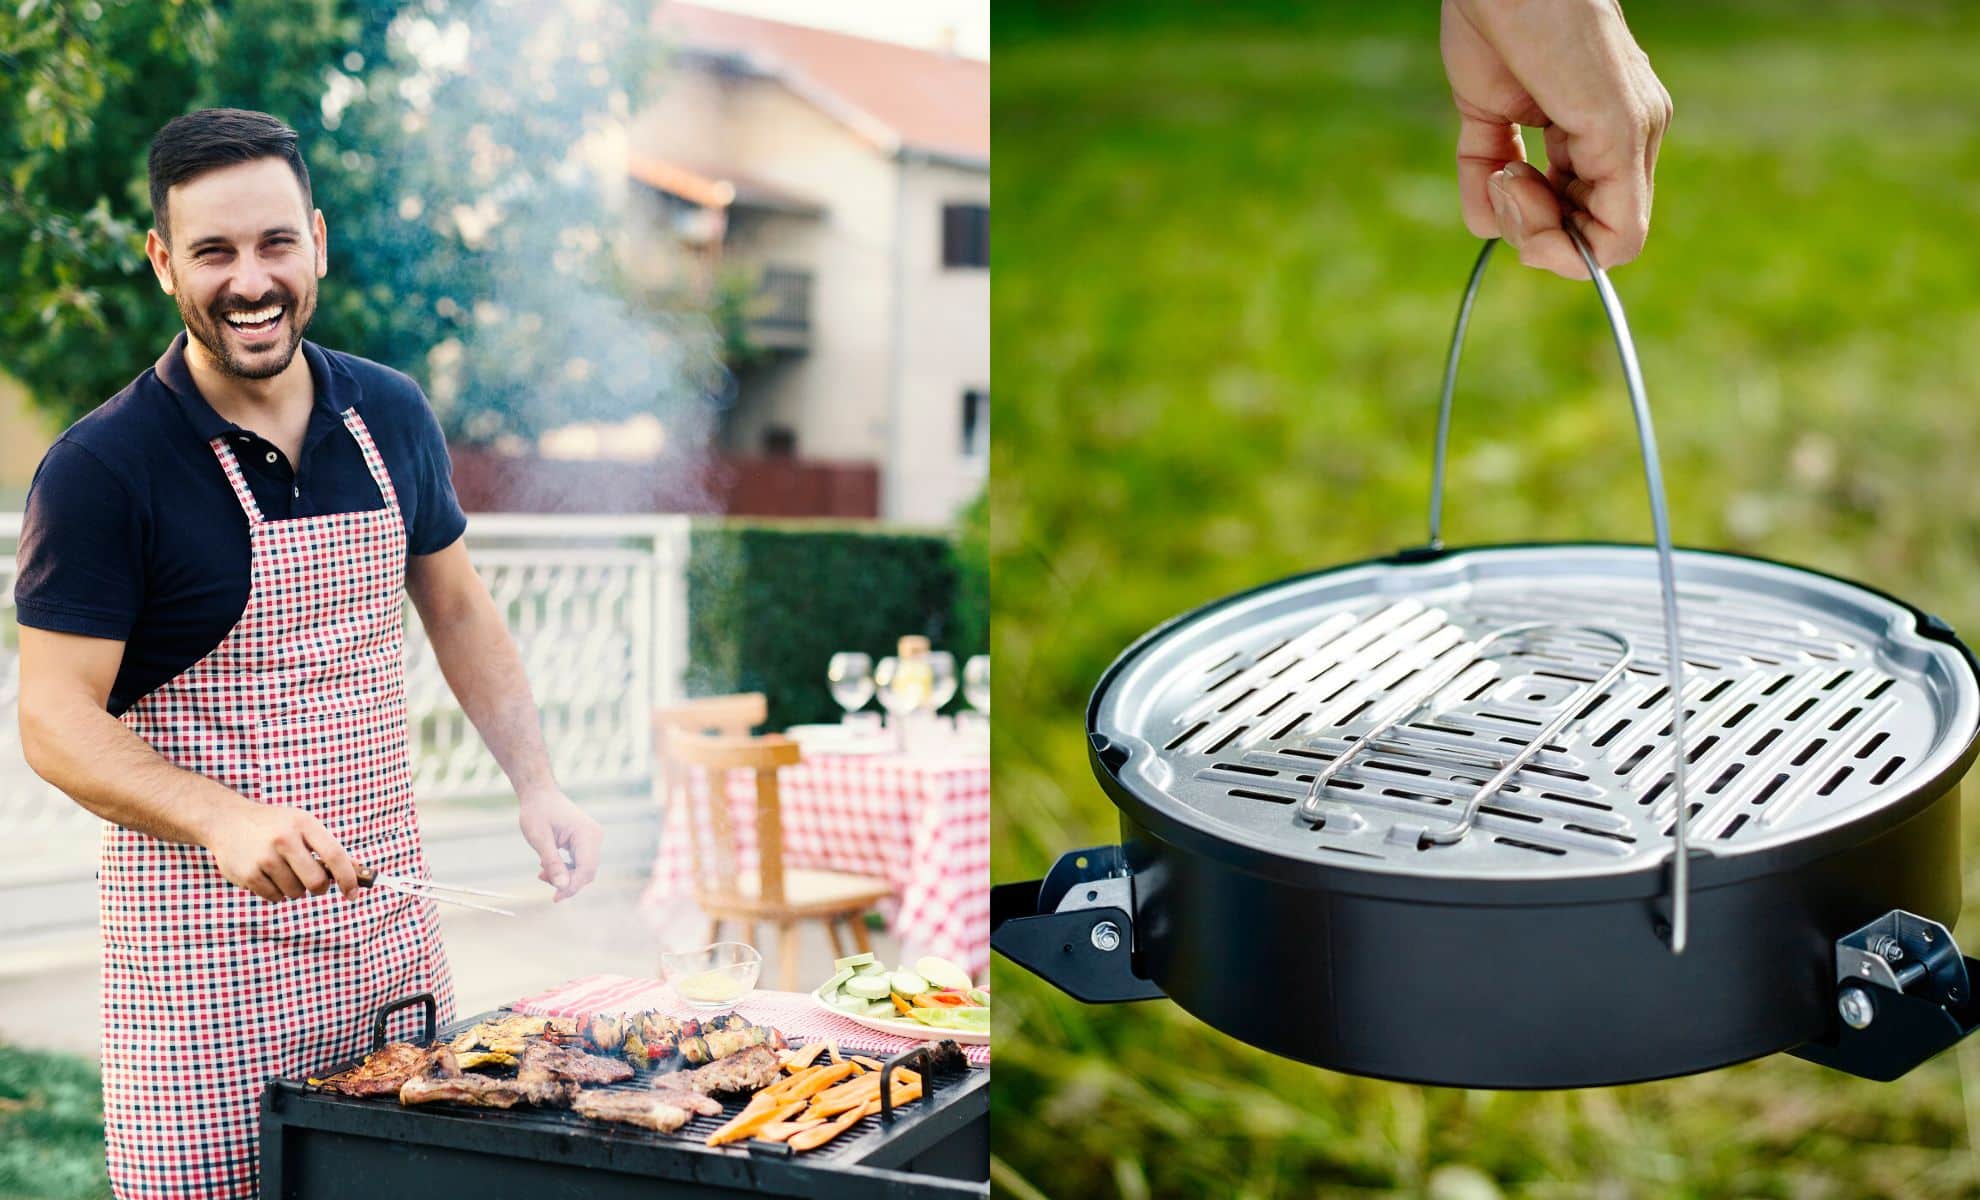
1299, 623, 1635, 846
1420, 229, 1693, 955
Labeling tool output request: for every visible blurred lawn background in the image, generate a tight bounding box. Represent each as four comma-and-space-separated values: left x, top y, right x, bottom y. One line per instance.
989, 1, 1980, 1197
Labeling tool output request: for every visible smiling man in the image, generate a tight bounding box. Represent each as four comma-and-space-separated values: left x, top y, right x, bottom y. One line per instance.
13, 108, 603, 1198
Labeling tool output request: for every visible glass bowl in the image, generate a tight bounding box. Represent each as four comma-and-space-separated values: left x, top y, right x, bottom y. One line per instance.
660, 941, 762, 1010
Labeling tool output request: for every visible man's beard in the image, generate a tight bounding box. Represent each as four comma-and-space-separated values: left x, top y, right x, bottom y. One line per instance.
174, 274, 316, 381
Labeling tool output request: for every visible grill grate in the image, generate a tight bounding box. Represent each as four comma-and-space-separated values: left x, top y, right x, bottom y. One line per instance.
296, 1007, 981, 1163
1093, 548, 1978, 876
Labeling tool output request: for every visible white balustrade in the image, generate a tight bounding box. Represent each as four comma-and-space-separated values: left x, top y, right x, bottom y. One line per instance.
0, 512, 690, 888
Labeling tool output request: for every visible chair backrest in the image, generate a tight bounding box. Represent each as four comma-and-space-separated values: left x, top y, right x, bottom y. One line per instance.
654, 693, 767, 889
668, 732, 803, 905
656, 693, 768, 741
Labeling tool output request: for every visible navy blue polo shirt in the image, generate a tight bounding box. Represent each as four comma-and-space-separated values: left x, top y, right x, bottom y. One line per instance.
14, 332, 467, 716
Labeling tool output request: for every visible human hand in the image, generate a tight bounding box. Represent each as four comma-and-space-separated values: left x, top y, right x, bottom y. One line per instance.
203, 801, 360, 904
517, 786, 603, 901
1441, 0, 1673, 277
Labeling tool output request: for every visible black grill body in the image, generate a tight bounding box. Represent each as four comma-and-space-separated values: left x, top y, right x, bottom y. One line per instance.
260, 1007, 988, 1199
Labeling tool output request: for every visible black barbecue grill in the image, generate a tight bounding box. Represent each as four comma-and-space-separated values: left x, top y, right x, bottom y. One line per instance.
260, 993, 989, 1199
992, 231, 1980, 1089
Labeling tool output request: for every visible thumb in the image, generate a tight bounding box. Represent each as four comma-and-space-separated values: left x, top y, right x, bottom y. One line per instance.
525, 823, 570, 886
1489, 161, 1584, 279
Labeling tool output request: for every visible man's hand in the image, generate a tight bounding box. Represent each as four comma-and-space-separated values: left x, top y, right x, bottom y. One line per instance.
1442, 0, 1673, 277
202, 801, 360, 904
518, 787, 603, 901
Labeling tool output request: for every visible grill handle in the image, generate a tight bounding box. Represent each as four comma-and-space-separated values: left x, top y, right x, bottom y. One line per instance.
879, 1044, 933, 1124
372, 992, 438, 1051
1422, 227, 1696, 956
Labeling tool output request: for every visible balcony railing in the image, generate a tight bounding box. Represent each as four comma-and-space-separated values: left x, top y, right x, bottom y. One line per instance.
749, 266, 812, 351
0, 514, 690, 904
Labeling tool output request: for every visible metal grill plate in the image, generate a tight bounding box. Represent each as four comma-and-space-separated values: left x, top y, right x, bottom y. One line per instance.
1092, 546, 1979, 878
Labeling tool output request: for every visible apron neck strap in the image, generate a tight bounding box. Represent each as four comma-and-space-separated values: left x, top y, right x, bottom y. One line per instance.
207, 407, 401, 528
210, 438, 267, 526
340, 408, 402, 515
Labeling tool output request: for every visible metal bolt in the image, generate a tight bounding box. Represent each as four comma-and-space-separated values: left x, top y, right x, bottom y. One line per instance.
1839, 986, 1876, 1030
1090, 921, 1122, 952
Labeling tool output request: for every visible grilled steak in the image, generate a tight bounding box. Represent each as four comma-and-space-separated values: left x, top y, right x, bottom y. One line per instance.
644, 1087, 723, 1116
448, 1014, 576, 1056
399, 1070, 577, 1109
571, 1089, 702, 1133
658, 1044, 783, 1096
314, 1043, 455, 1098
517, 1040, 634, 1085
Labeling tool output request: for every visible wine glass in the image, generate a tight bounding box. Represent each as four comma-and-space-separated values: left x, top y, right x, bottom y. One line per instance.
927, 652, 958, 712
828, 652, 874, 719
874, 656, 924, 720
963, 655, 990, 714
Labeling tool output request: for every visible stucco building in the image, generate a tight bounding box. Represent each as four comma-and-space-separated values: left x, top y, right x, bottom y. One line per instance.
626, 3, 989, 526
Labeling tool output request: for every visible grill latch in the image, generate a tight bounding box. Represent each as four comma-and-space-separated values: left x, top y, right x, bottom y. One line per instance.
1790, 910, 1980, 1081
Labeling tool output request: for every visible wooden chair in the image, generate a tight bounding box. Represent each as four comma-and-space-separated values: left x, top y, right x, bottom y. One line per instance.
655, 692, 768, 742
654, 693, 766, 852
666, 731, 894, 991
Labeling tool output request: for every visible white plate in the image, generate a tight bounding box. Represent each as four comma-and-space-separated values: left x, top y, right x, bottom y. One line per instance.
783, 724, 847, 739
808, 987, 991, 1045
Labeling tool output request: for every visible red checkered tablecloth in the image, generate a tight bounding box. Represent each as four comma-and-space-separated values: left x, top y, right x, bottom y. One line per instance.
637, 750, 991, 976
512, 975, 989, 1066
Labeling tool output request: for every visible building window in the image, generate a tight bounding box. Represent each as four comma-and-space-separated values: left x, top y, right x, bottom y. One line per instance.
942, 203, 989, 268
961, 389, 988, 459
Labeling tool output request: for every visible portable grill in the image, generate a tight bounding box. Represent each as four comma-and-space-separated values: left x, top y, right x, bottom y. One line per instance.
259, 994, 988, 1198
992, 232, 1980, 1089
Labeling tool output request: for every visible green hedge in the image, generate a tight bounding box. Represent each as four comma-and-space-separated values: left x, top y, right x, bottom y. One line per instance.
686, 516, 987, 730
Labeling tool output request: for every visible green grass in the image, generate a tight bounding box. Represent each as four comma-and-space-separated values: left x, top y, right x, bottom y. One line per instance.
0, 1043, 106, 1200
989, 2, 1980, 1196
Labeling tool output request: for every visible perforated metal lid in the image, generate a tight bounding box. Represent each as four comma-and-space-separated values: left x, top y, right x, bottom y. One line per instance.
1089, 545, 1980, 880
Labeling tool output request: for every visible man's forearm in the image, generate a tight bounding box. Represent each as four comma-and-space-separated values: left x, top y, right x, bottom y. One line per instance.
21, 698, 250, 846
422, 588, 557, 795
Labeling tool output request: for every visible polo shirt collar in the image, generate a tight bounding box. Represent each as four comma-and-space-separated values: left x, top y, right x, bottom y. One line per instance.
154, 330, 356, 443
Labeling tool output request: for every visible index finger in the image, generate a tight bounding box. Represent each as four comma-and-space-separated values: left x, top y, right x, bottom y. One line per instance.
1455, 108, 1527, 240
1559, 158, 1651, 272
304, 829, 362, 898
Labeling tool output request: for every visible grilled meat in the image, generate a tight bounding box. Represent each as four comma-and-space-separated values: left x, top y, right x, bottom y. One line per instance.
516, 1040, 634, 1085
447, 1014, 576, 1056
399, 1070, 576, 1109
658, 1045, 782, 1096
581, 1010, 765, 1068
571, 1089, 702, 1133
643, 1086, 724, 1116
312, 1042, 456, 1098
674, 1024, 785, 1066
926, 1039, 969, 1077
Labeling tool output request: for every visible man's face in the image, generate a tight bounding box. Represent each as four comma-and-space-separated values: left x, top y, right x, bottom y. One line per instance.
144, 158, 327, 381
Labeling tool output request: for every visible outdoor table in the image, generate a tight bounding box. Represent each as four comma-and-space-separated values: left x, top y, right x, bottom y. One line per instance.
640, 747, 992, 976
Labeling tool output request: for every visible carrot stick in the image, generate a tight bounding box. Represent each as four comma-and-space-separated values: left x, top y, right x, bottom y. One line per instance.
788, 1101, 869, 1152
706, 1098, 808, 1146
752, 1118, 827, 1144
778, 1059, 858, 1103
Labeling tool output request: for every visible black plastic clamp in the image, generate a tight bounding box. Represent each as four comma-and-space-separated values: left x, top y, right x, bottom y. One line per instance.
990, 845, 1166, 1005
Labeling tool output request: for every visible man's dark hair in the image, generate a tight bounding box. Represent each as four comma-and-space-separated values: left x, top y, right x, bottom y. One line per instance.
147, 108, 313, 245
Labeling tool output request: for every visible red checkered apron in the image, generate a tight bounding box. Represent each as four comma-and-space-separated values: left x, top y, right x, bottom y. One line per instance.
101, 409, 456, 1198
